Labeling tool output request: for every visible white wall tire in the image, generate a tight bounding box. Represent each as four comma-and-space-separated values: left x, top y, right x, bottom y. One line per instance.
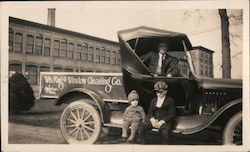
223, 112, 242, 145
60, 101, 101, 144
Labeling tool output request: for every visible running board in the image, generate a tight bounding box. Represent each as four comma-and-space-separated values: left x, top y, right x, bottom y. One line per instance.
103, 123, 123, 128
105, 111, 211, 134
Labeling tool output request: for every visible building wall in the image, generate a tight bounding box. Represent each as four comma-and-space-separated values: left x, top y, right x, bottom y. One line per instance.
190, 47, 214, 78
9, 18, 121, 98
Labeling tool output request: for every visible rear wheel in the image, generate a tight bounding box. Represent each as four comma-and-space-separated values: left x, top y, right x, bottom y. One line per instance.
223, 112, 242, 145
60, 101, 101, 144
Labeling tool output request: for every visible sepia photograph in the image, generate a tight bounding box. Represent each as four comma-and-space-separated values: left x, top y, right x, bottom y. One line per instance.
1, 0, 249, 152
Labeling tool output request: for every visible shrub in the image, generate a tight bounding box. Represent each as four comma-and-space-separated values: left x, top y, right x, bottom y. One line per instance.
9, 72, 35, 113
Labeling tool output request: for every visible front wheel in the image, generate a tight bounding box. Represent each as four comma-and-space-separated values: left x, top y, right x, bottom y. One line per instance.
60, 101, 101, 144
223, 112, 242, 145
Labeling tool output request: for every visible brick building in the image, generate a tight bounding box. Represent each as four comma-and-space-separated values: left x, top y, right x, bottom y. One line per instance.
190, 46, 214, 78
9, 17, 121, 97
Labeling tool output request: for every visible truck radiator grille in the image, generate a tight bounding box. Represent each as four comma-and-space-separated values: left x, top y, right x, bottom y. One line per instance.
201, 91, 227, 114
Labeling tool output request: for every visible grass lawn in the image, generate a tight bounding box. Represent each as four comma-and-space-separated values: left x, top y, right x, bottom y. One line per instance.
9, 99, 67, 128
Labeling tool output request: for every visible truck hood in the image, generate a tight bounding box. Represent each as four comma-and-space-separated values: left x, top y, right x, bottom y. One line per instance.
198, 78, 242, 89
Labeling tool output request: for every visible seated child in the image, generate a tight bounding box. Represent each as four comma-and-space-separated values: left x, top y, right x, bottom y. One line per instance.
122, 90, 146, 142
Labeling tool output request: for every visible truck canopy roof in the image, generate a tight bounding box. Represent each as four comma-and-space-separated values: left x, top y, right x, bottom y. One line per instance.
117, 26, 193, 74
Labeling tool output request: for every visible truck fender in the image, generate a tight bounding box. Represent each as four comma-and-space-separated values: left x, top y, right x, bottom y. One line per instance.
180, 98, 242, 134
55, 88, 110, 123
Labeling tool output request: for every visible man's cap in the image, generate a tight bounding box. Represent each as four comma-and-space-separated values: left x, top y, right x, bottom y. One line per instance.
153, 81, 168, 91
128, 90, 139, 102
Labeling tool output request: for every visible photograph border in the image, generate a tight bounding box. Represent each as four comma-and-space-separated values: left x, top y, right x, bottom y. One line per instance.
1, 0, 249, 152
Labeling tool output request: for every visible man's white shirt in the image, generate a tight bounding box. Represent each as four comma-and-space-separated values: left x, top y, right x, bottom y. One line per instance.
156, 95, 166, 108
156, 53, 166, 74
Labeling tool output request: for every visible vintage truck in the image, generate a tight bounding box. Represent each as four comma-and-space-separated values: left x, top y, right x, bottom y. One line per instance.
39, 26, 242, 145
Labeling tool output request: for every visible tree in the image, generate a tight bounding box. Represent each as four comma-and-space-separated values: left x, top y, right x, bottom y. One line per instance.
9, 72, 35, 113
183, 9, 242, 79
219, 9, 231, 79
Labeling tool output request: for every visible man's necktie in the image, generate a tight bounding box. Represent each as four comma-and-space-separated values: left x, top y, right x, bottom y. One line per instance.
161, 55, 165, 75
156, 54, 165, 75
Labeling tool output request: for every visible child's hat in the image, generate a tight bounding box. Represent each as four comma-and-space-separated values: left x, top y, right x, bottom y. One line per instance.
128, 90, 139, 102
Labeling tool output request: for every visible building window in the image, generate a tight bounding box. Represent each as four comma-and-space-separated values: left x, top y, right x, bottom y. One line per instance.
100, 47, 105, 63
44, 38, 51, 56
106, 50, 110, 64
35, 35, 43, 55
86, 69, 93, 72
116, 51, 121, 64
88, 47, 94, 62
82, 44, 88, 61
200, 69, 203, 76
53, 66, 63, 72
40, 66, 50, 72
60, 40, 67, 58
68, 43, 74, 59
9, 29, 14, 52
15, 33, 23, 53
94, 48, 100, 63
53, 40, 60, 57
65, 68, 73, 72
111, 51, 116, 65
209, 67, 213, 77
26, 35, 34, 54
26, 65, 37, 85
200, 53, 203, 58
9, 63, 22, 77
76, 44, 82, 60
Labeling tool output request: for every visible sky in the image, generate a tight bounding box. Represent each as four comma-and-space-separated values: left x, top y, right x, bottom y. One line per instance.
2, 1, 245, 79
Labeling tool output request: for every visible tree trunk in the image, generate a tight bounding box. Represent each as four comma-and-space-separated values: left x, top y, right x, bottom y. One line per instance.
219, 9, 231, 79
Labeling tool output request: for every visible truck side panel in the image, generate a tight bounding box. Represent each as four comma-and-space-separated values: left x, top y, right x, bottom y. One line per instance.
40, 72, 128, 101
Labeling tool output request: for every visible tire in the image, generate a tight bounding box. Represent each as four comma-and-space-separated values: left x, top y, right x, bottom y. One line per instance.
60, 100, 101, 144
223, 112, 242, 145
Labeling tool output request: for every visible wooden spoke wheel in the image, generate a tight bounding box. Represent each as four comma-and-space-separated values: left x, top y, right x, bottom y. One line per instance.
60, 101, 101, 144
223, 112, 242, 145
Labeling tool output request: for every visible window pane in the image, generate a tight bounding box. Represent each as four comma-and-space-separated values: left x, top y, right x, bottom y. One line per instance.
94, 48, 100, 63
9, 29, 14, 52
65, 68, 73, 72
35, 36, 42, 55
40, 66, 50, 72
88, 47, 94, 61
9, 63, 22, 77
15, 33, 23, 53
100, 48, 105, 63
117, 52, 121, 64
68, 43, 74, 59
76, 45, 82, 60
106, 50, 110, 64
54, 67, 63, 72
60, 41, 67, 58
53, 40, 60, 57
44, 38, 51, 56
26, 35, 34, 54
111, 51, 116, 65
82, 46, 88, 61
26, 65, 37, 85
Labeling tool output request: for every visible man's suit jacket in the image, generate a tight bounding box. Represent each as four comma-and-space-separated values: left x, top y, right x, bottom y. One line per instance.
147, 96, 176, 123
140, 51, 180, 76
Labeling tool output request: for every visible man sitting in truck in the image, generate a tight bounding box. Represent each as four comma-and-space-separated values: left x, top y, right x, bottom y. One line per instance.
138, 81, 176, 144
140, 41, 180, 77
